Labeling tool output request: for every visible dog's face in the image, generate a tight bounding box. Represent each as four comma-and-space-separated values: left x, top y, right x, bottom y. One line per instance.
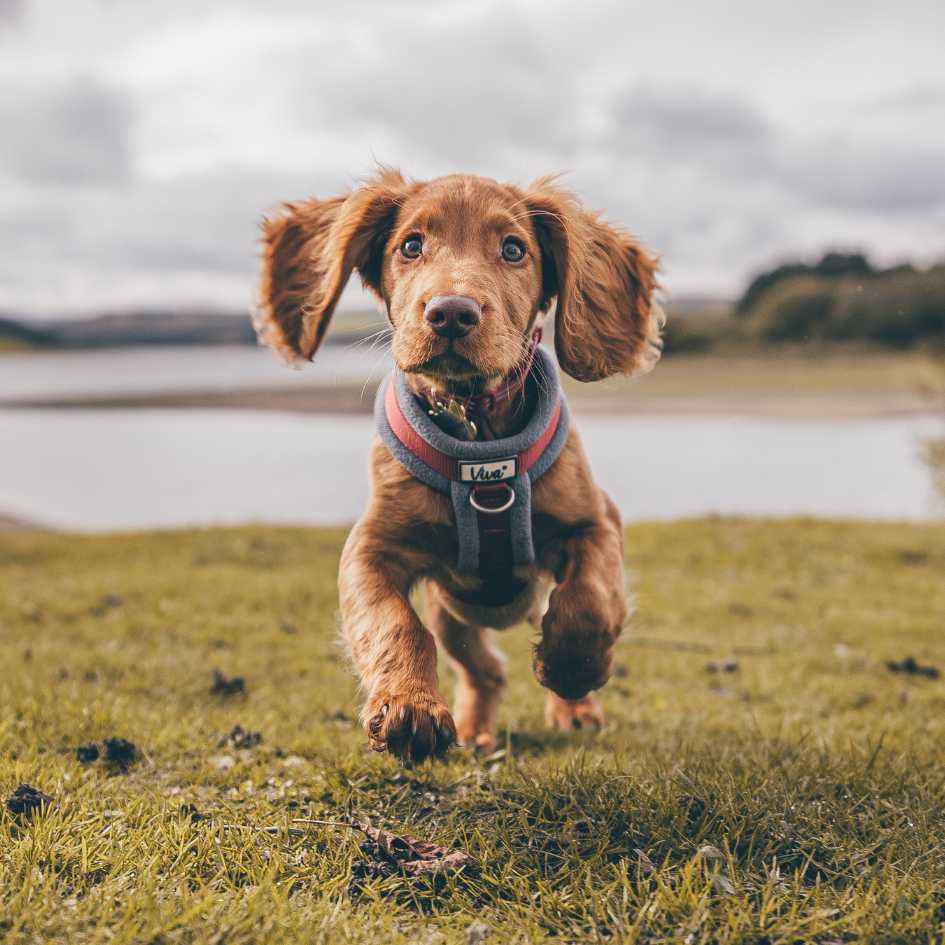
382, 175, 542, 384
256, 170, 662, 385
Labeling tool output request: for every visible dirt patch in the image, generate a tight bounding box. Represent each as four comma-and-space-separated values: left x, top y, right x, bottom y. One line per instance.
886, 656, 940, 679
211, 670, 246, 696
5, 784, 52, 819
76, 737, 139, 770
76, 743, 100, 763
219, 725, 262, 750
705, 658, 740, 674
103, 737, 139, 769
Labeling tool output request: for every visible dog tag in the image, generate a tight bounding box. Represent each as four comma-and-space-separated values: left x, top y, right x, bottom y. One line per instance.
430, 396, 478, 439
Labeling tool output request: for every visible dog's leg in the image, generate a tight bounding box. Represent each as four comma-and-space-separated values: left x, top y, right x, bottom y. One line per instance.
339, 525, 456, 764
534, 494, 627, 707
425, 585, 505, 754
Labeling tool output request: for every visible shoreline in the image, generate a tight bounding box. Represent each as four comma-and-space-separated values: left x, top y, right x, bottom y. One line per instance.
0, 512, 48, 532
0, 385, 935, 419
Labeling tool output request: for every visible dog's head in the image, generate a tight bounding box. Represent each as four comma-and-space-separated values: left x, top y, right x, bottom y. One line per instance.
256, 170, 662, 385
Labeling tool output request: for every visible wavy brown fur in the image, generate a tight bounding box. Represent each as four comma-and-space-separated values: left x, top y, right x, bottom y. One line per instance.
521, 177, 662, 382
254, 170, 663, 763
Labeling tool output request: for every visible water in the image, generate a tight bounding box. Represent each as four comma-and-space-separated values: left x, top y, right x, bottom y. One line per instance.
1, 408, 940, 530
0, 344, 393, 400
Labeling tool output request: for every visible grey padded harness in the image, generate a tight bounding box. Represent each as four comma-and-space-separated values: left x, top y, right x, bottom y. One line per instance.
375, 346, 570, 576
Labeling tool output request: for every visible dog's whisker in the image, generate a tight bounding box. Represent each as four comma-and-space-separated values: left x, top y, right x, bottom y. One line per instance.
359, 342, 394, 403
532, 353, 553, 401
364, 330, 394, 355
345, 326, 394, 354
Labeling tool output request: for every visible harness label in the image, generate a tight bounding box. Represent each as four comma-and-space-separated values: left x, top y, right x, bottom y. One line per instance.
459, 457, 517, 482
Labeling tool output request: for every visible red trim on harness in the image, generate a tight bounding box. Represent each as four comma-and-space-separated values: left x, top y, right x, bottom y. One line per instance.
384, 380, 458, 479
384, 379, 562, 483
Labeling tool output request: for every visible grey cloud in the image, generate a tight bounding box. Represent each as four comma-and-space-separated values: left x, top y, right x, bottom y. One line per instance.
0, 0, 24, 23
612, 84, 771, 150
281, 10, 588, 174
1, 0, 943, 313
603, 81, 945, 216
0, 77, 132, 185
93, 167, 330, 275
861, 85, 945, 112
601, 84, 778, 190
778, 138, 945, 213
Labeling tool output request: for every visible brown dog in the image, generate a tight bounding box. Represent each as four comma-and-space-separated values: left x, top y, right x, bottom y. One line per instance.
255, 170, 662, 763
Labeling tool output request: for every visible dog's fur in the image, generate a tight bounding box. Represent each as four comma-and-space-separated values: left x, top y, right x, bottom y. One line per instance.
256, 170, 662, 763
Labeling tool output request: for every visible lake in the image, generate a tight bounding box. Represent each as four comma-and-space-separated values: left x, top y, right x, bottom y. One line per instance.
1, 408, 941, 530
0, 344, 392, 400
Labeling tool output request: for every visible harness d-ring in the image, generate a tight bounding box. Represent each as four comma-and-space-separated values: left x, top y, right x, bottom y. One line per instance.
469, 484, 516, 514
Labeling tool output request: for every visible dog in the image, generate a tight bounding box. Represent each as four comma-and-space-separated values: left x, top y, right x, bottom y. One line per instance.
255, 170, 662, 763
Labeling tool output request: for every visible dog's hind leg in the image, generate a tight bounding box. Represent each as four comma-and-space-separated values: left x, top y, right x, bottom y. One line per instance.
544, 692, 604, 732
425, 585, 505, 754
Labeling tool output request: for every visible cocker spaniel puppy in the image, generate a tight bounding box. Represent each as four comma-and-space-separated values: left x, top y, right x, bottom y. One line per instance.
256, 171, 662, 763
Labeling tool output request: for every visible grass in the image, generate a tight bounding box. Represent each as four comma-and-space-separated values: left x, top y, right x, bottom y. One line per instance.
584, 348, 942, 399
2, 519, 945, 944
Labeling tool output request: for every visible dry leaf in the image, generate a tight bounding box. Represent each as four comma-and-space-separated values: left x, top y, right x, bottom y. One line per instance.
302, 819, 476, 894
358, 822, 474, 876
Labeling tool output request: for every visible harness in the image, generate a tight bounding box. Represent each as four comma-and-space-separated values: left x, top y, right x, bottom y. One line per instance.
375, 346, 570, 593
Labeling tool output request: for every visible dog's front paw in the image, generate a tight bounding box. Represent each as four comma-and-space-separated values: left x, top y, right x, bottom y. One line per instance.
534, 604, 616, 700
365, 691, 457, 764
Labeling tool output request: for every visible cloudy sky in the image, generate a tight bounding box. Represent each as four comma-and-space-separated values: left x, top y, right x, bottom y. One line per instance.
1, 0, 943, 318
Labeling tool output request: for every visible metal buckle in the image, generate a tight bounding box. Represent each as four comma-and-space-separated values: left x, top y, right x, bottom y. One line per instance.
469, 484, 516, 514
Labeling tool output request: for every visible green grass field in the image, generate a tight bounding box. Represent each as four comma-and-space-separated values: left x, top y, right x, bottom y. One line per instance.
584, 349, 943, 399
2, 519, 945, 944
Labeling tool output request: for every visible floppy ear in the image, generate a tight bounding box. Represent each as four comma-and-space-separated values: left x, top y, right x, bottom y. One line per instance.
255, 170, 410, 363
525, 178, 663, 382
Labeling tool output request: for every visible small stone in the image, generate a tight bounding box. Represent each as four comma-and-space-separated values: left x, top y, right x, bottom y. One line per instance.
467, 921, 490, 945
697, 844, 724, 862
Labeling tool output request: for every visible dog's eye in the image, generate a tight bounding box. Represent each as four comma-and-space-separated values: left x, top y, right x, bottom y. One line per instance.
400, 235, 423, 259
501, 237, 525, 263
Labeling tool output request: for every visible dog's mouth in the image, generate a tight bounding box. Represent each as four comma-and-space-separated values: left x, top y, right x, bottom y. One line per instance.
406, 349, 485, 383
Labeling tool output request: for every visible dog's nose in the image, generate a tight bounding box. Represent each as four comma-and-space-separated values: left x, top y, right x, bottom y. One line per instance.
424, 295, 481, 339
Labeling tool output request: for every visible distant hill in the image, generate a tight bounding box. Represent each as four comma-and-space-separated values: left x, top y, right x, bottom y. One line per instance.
0, 308, 385, 350
42, 311, 257, 347
0, 316, 54, 348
